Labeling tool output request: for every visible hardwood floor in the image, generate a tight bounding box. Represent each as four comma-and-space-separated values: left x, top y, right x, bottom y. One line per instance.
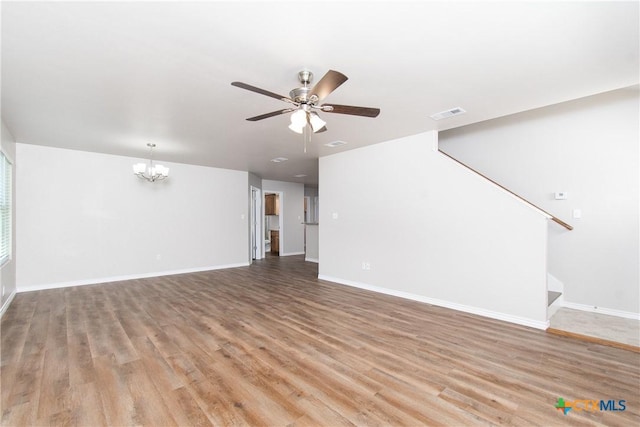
2, 255, 639, 426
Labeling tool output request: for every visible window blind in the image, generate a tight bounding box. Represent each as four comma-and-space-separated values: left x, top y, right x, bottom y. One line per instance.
0, 152, 11, 267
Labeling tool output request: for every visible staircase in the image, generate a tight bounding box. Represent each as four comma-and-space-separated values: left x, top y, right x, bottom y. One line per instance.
548, 291, 562, 306
438, 148, 572, 324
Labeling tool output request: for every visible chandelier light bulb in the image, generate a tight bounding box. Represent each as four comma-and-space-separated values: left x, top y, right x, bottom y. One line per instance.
133, 163, 146, 174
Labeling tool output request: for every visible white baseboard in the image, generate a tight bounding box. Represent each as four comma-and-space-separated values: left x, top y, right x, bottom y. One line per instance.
17, 262, 250, 293
305, 257, 319, 263
279, 251, 305, 257
562, 301, 640, 320
318, 275, 549, 330
0, 290, 16, 318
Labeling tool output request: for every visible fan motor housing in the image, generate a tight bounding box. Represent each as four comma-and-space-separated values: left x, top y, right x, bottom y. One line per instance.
290, 87, 314, 104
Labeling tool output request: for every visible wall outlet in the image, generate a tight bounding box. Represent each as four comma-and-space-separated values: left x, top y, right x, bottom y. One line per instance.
156, 254, 162, 261
361, 261, 371, 270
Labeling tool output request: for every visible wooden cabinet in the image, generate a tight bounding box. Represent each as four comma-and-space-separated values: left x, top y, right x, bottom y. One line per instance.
270, 230, 279, 255
265, 194, 279, 215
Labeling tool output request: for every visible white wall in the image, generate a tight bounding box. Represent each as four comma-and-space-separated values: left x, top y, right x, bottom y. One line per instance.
439, 87, 639, 316
1, 120, 17, 314
304, 185, 319, 223
16, 144, 249, 291
305, 224, 319, 263
249, 173, 262, 193
319, 131, 550, 328
262, 180, 305, 256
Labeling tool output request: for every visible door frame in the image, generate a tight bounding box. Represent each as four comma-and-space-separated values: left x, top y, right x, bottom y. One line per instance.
250, 186, 262, 261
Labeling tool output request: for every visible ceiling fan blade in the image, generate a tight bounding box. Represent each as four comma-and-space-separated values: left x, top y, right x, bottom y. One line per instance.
231, 82, 293, 103
315, 126, 328, 133
321, 104, 380, 118
309, 70, 348, 101
246, 108, 295, 121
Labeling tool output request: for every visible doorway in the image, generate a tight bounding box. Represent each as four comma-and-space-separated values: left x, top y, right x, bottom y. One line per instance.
264, 191, 283, 256
250, 186, 262, 261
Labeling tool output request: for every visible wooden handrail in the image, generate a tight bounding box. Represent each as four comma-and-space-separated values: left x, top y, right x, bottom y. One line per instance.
438, 149, 573, 231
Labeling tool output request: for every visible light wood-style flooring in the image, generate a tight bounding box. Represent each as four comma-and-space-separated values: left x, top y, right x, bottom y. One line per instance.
2, 255, 639, 426
549, 307, 640, 350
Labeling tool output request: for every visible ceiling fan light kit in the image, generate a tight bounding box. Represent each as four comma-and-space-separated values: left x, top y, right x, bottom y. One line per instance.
288, 123, 303, 134
231, 69, 380, 150
308, 112, 326, 132
288, 109, 307, 134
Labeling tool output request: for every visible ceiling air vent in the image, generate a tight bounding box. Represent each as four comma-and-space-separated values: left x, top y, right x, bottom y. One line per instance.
430, 107, 466, 121
270, 157, 288, 163
325, 140, 348, 148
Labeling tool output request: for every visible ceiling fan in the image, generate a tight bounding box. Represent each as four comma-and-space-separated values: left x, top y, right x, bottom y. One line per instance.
231, 70, 380, 135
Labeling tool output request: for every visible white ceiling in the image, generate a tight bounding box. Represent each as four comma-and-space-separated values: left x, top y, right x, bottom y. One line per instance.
2, 1, 638, 186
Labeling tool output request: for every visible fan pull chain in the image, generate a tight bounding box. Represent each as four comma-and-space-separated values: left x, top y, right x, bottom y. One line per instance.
303, 123, 309, 153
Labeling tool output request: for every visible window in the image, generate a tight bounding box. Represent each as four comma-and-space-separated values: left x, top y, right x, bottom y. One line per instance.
0, 151, 11, 267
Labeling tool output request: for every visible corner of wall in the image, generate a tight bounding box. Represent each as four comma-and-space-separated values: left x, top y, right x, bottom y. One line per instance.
0, 119, 17, 314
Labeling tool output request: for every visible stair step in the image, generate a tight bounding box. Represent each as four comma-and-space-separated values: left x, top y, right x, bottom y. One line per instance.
548, 291, 562, 306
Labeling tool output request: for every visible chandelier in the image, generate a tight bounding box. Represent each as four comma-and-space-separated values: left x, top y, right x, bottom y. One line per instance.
133, 143, 169, 182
